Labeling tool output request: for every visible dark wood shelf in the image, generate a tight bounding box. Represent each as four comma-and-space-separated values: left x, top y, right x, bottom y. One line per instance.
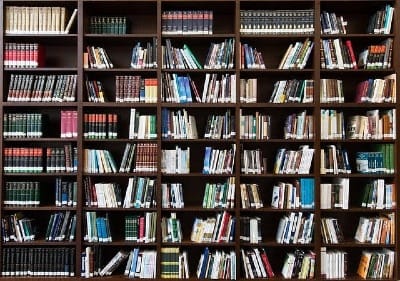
4, 67, 78, 72
3, 102, 78, 107
4, 138, 78, 142
1, 0, 400, 280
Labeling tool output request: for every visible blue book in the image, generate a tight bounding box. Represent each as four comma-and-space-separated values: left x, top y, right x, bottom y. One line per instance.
199, 247, 210, 278
129, 248, 139, 277
134, 177, 145, 208
177, 76, 187, 103
183, 76, 192, 102
228, 217, 236, 241
202, 147, 212, 174
96, 217, 104, 242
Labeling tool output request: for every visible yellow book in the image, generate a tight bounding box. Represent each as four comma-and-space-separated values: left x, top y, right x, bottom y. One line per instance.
357, 251, 371, 278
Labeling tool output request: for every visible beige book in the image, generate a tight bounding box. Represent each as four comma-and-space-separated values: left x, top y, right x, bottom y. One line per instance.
16, 6, 22, 32
20, 7, 26, 33
60, 7, 66, 31
38, 7, 44, 33
46, 7, 52, 32
5, 6, 11, 33
52, 7, 61, 33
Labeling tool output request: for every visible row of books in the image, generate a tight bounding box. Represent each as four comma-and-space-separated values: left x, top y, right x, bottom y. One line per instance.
269, 79, 314, 104
89, 16, 127, 34
5, 6, 77, 34
321, 217, 344, 244
83, 149, 117, 174
271, 178, 315, 209
360, 39, 393, 70
240, 216, 262, 243
204, 111, 235, 140
321, 109, 396, 140
84, 212, 112, 243
161, 73, 196, 103
203, 178, 235, 209
115, 76, 158, 103
239, 78, 257, 103
240, 183, 263, 209
241, 149, 266, 175
60, 110, 78, 139
240, 43, 266, 69
124, 249, 157, 278
320, 11, 347, 35
241, 248, 274, 279
321, 249, 346, 279
356, 145, 394, 174
130, 39, 158, 69
196, 248, 236, 279
124, 213, 157, 243
320, 145, 351, 175
201, 73, 236, 103
2, 213, 35, 242
161, 146, 190, 174
357, 249, 394, 279
161, 108, 198, 139
320, 178, 350, 210
361, 179, 395, 209
203, 145, 236, 175
45, 211, 76, 242
123, 177, 156, 209
281, 250, 316, 279
3, 113, 43, 138
366, 4, 394, 35
320, 38, 357, 70
240, 111, 271, 140
161, 183, 184, 209
204, 39, 235, 70
278, 38, 314, 70
160, 247, 189, 279
4, 43, 44, 68
55, 178, 77, 207
273, 145, 315, 175
190, 211, 235, 243
3, 181, 40, 207
81, 247, 156, 278
83, 113, 118, 139
276, 212, 314, 244
2, 147, 77, 174
85, 182, 122, 208
354, 213, 394, 244
284, 111, 314, 140
240, 9, 314, 35
120, 143, 158, 173
1, 247, 75, 277
162, 10, 213, 35
162, 40, 202, 70
355, 75, 396, 103
84, 46, 113, 69
161, 213, 182, 243
7, 74, 77, 102
46, 146, 78, 173
320, 76, 397, 104
128, 109, 157, 139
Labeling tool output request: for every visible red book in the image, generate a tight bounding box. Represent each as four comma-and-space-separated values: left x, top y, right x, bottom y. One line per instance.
139, 216, 145, 242
217, 211, 231, 242
354, 80, 369, 103
345, 40, 358, 69
260, 249, 275, 278
60, 110, 66, 138
72, 110, 78, 138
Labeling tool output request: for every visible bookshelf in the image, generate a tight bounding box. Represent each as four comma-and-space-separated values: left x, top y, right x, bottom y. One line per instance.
0, 0, 399, 280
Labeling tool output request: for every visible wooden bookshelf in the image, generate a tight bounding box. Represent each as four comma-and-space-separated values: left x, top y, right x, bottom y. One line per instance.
0, 0, 399, 280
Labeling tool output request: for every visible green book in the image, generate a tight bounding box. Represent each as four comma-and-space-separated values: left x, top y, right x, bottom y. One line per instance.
183, 44, 203, 69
